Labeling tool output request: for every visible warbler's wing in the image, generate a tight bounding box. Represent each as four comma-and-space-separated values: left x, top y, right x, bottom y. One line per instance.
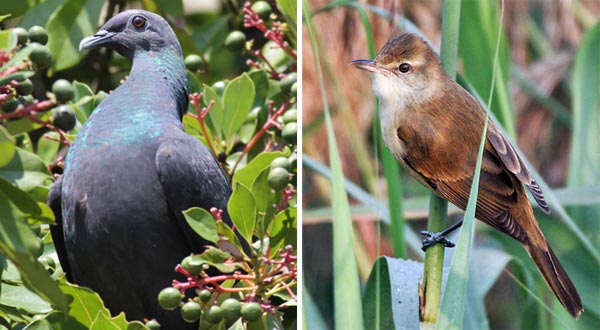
487, 125, 549, 213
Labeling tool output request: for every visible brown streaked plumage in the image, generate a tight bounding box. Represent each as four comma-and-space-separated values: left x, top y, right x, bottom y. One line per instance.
351, 33, 583, 319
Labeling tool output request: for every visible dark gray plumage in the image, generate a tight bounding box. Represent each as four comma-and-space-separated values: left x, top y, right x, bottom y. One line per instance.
48, 10, 231, 328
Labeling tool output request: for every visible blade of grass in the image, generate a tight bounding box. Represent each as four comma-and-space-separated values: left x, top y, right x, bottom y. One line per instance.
422, 0, 461, 326
568, 21, 600, 187
303, 155, 425, 253
437, 1, 505, 328
458, 0, 515, 137
303, 1, 364, 329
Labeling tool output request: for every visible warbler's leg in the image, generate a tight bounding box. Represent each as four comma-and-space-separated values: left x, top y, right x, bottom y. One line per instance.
420, 220, 463, 251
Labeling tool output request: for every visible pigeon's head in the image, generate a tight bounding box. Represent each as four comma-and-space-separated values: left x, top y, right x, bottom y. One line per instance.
80, 10, 182, 60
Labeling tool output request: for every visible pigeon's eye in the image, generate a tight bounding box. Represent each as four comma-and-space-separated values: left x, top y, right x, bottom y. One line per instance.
132, 16, 147, 29
399, 63, 411, 73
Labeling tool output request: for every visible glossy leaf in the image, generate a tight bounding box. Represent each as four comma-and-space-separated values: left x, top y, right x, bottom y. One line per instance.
202, 84, 224, 139
0, 126, 16, 167
228, 182, 256, 243
223, 73, 255, 146
0, 148, 52, 192
267, 208, 297, 254
233, 151, 282, 187
46, 0, 104, 73
190, 246, 243, 273
183, 207, 219, 244
0, 190, 69, 313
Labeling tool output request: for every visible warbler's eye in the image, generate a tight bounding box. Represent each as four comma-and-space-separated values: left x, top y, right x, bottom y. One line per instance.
399, 63, 411, 73
132, 16, 147, 29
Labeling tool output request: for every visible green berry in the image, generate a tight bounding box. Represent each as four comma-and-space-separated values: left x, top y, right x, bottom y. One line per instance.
211, 81, 226, 95
145, 319, 160, 330
290, 81, 297, 94
28, 240, 43, 259
270, 157, 290, 171
19, 95, 34, 105
241, 302, 262, 322
181, 256, 202, 276
203, 305, 223, 324
15, 78, 33, 96
282, 122, 297, 145
220, 298, 241, 323
282, 109, 297, 124
224, 31, 246, 52
13, 27, 28, 45
184, 54, 203, 72
280, 72, 297, 93
2, 98, 20, 113
52, 105, 77, 131
268, 167, 289, 190
28, 26, 48, 45
29, 43, 52, 68
158, 287, 181, 310
246, 107, 261, 122
198, 289, 212, 303
181, 301, 202, 323
52, 79, 75, 103
251, 1, 272, 20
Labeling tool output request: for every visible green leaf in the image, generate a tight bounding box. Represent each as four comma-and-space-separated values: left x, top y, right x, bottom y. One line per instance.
228, 182, 256, 243
569, 20, 600, 187
19, 0, 65, 29
459, 0, 515, 137
0, 29, 17, 50
303, 1, 363, 328
5, 117, 42, 136
0, 147, 52, 191
267, 208, 296, 253
216, 221, 243, 252
183, 207, 219, 243
0, 283, 52, 314
0, 176, 42, 217
0, 43, 33, 72
251, 169, 276, 226
190, 246, 243, 273
190, 16, 229, 52
233, 151, 282, 188
362, 257, 415, 329
152, 0, 184, 18
223, 73, 255, 146
202, 84, 224, 139
0, 126, 16, 167
249, 70, 269, 110
276, 0, 298, 32
37, 131, 60, 165
46, 0, 105, 73
50, 279, 144, 329
0, 70, 34, 87
0, 190, 69, 312
0, 2, 32, 20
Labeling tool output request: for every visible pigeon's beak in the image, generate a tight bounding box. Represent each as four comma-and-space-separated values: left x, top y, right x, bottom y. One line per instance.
349, 59, 386, 74
79, 30, 116, 51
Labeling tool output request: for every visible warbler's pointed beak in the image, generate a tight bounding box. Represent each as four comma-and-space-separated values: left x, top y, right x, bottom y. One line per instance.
350, 59, 384, 74
79, 30, 116, 51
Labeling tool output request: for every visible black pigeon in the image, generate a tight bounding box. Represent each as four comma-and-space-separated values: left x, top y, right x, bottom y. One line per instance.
48, 10, 231, 328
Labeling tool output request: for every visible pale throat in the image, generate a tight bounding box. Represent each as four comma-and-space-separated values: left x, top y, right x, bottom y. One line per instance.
371, 72, 436, 160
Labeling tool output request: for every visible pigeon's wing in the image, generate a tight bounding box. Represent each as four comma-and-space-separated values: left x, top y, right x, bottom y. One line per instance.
487, 125, 550, 214
155, 135, 232, 252
47, 175, 73, 282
